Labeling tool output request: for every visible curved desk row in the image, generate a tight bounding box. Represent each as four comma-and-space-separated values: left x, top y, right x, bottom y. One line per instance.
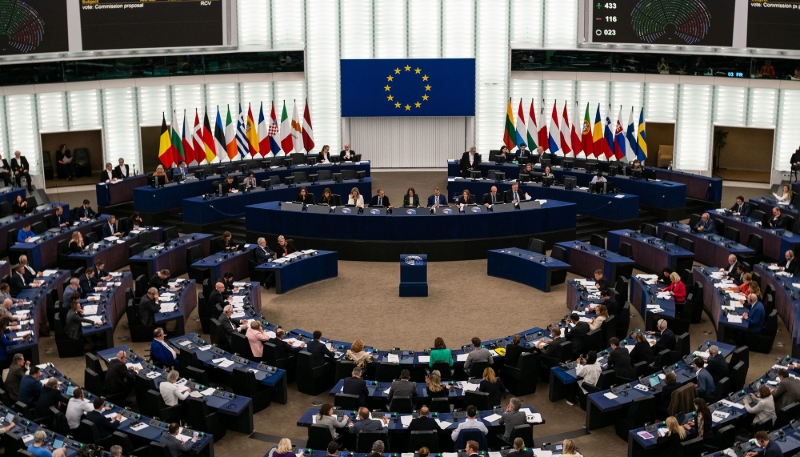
447, 178, 639, 226
244, 201, 577, 261
709, 211, 800, 262
96, 174, 149, 208
182, 179, 372, 232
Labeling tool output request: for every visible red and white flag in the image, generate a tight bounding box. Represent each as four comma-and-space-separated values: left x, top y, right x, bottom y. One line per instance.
560, 101, 571, 157
302, 99, 315, 153
537, 101, 548, 151
192, 109, 204, 164
182, 111, 194, 165
570, 101, 584, 158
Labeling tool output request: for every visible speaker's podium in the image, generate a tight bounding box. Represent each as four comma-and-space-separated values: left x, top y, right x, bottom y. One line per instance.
399, 254, 428, 297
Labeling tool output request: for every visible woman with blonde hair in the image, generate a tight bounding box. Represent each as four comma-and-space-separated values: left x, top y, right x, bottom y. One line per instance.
345, 339, 373, 368
69, 231, 84, 253
478, 367, 507, 406
426, 370, 449, 398
268, 438, 296, 457
347, 187, 364, 207
507, 438, 532, 456
656, 416, 686, 456
774, 184, 793, 204
417, 447, 430, 457
589, 304, 608, 330
562, 439, 582, 456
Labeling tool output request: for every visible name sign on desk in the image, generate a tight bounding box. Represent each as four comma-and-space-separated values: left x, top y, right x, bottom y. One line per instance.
519, 201, 542, 210
464, 206, 485, 214
365, 208, 386, 216
335, 207, 357, 215
281, 202, 304, 212
491, 203, 514, 213
393, 208, 420, 216
307, 205, 331, 214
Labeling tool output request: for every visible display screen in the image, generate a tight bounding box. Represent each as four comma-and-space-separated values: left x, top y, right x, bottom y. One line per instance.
747, 0, 800, 50
590, 0, 736, 47
79, 0, 223, 51
0, 0, 69, 55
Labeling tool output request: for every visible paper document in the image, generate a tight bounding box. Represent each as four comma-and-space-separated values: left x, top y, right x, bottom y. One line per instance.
387, 354, 399, 363
456, 354, 468, 362
217, 359, 234, 368
104, 236, 119, 242
483, 413, 502, 422
604, 392, 618, 400
126, 363, 143, 370
201, 387, 216, 396
198, 345, 212, 351
130, 423, 148, 431
712, 411, 730, 423
727, 316, 743, 324
720, 399, 745, 410
42, 270, 58, 276
400, 416, 412, 427
106, 413, 127, 423
159, 303, 175, 313
418, 355, 430, 363
80, 316, 103, 326
526, 413, 543, 423
83, 305, 98, 315
435, 419, 452, 430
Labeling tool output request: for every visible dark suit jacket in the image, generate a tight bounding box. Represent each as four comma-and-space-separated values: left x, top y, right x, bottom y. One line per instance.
78, 275, 93, 295
725, 261, 740, 280
296, 194, 315, 205
482, 193, 502, 205
652, 329, 676, 353
459, 152, 481, 174
350, 418, 383, 434
595, 278, 610, 291
781, 258, 800, 276
478, 378, 506, 406
608, 346, 636, 379
705, 353, 730, 384
403, 194, 420, 207
104, 359, 133, 394
369, 195, 390, 207
387, 379, 416, 403
630, 341, 655, 365
139, 296, 157, 326
76, 206, 96, 219
730, 202, 751, 216
408, 416, 439, 432
9, 272, 28, 297
0, 159, 10, 174
342, 376, 368, 402
269, 337, 302, 359
207, 290, 225, 312
339, 149, 356, 160
149, 274, 169, 290
35, 386, 62, 419
102, 222, 119, 238
768, 214, 788, 229
427, 194, 447, 207
603, 298, 620, 317
160, 433, 194, 457
457, 196, 475, 205
503, 344, 534, 368
65, 310, 93, 340
306, 340, 334, 367
113, 164, 130, 180
254, 246, 274, 263
504, 189, 525, 204
10, 157, 28, 173
218, 314, 240, 344
100, 169, 115, 183
540, 336, 565, 358
46, 213, 68, 229
86, 409, 118, 439
565, 322, 590, 354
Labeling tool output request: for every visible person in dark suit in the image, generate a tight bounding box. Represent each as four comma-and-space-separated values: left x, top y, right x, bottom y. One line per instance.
113, 158, 130, 180
102, 215, 121, 238
318, 145, 333, 163
104, 350, 138, 397
160, 422, 199, 457
694, 213, 716, 234
319, 188, 336, 205
207, 282, 227, 313
222, 175, 238, 194
34, 378, 62, 419
403, 188, 420, 207
65, 297, 99, 340
730, 196, 751, 217
348, 407, 387, 434
56, 145, 75, 181
149, 269, 171, 290
0, 153, 11, 186
46, 206, 69, 229
535, 327, 565, 358
408, 406, 439, 431
658, 372, 680, 418
722, 254, 740, 280
629, 331, 655, 365
607, 337, 636, 380
269, 327, 305, 359
150, 328, 179, 368
12, 195, 30, 215
779, 250, 799, 276
427, 188, 447, 207
649, 319, 676, 353
10, 264, 33, 297
86, 397, 122, 439
276, 235, 295, 258
459, 147, 481, 175
94, 261, 111, 285
78, 269, 96, 295
515, 143, 530, 160
18, 366, 43, 405
218, 305, 247, 347
593, 270, 610, 292
745, 430, 781, 457
295, 187, 315, 205
457, 189, 475, 205
100, 163, 115, 183
340, 144, 356, 161
704, 345, 729, 384
564, 314, 590, 355
768, 206, 789, 229
76, 200, 97, 220
504, 334, 535, 368
173, 161, 189, 182
342, 367, 369, 405
388, 369, 416, 403
306, 330, 335, 367
592, 289, 619, 318
483, 186, 502, 206
139, 288, 158, 327
11, 151, 32, 191
504, 182, 527, 206
369, 189, 391, 208
254, 237, 275, 264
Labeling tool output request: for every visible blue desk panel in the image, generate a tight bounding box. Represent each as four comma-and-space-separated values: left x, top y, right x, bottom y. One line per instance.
255, 250, 338, 294
692, 267, 750, 342
10, 215, 109, 270
487, 248, 570, 292
710, 211, 800, 262
749, 196, 800, 221
128, 234, 212, 278
96, 175, 149, 207
607, 229, 694, 273
653, 169, 722, 202
554, 241, 635, 281
657, 221, 754, 268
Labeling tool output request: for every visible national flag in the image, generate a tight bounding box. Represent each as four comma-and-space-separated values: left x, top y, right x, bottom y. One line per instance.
257, 103, 269, 157
603, 106, 615, 159
625, 107, 639, 163
225, 105, 237, 160
592, 104, 605, 158
236, 104, 248, 158
202, 109, 217, 163
214, 106, 226, 161
181, 111, 193, 165
560, 101, 571, 156
158, 114, 173, 168
171, 110, 185, 164
581, 103, 594, 158
514, 99, 526, 150
192, 110, 204, 164
548, 101, 560, 154
279, 101, 294, 153
537, 101, 548, 151
637, 107, 648, 163
302, 99, 315, 153
246, 104, 259, 156
613, 106, 626, 161
571, 101, 584, 157
502, 99, 516, 150
268, 102, 281, 155
291, 100, 302, 154
526, 100, 538, 149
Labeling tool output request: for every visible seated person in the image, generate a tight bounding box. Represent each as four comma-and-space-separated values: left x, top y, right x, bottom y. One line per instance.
369, 189, 391, 208
496, 145, 509, 161
78, 268, 99, 294
340, 143, 356, 161
100, 162, 115, 182
504, 182, 528, 205
731, 196, 750, 216
218, 305, 248, 347
695, 212, 716, 233
10, 263, 41, 296
17, 223, 35, 243
152, 165, 170, 183
319, 188, 336, 205
721, 254, 739, 279
243, 171, 258, 189
150, 328, 179, 368
629, 331, 655, 364
46, 206, 69, 229
221, 231, 236, 251
542, 165, 555, 179
348, 407, 389, 434
427, 187, 448, 207
515, 143, 530, 160
347, 188, 364, 207
105, 351, 138, 398
773, 184, 792, 204
276, 235, 295, 258
254, 237, 275, 263
457, 189, 475, 205
403, 187, 420, 207
767, 207, 788, 229
172, 161, 189, 181
534, 327, 564, 358
222, 175, 238, 194
660, 272, 686, 302
12, 195, 29, 214
246, 320, 270, 360
296, 187, 315, 205
631, 159, 643, 170
76, 200, 97, 220
450, 405, 488, 442
743, 293, 766, 335
149, 269, 171, 289
130, 212, 144, 229
64, 296, 101, 341
318, 145, 333, 163
777, 250, 799, 276
593, 269, 610, 292
607, 337, 636, 380
68, 232, 84, 253
590, 171, 606, 184
483, 186, 502, 206
102, 215, 122, 238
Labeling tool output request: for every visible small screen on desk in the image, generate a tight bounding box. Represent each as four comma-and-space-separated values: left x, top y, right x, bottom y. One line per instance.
649, 377, 660, 388
4, 413, 12, 423
52, 439, 63, 449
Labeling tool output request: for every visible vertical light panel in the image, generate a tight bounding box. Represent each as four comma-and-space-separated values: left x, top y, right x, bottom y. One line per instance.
509, 79, 542, 118
408, 0, 440, 58
102, 88, 140, 171
171, 84, 206, 131
206, 83, 239, 126
68, 90, 102, 130
675, 84, 712, 171
610, 82, 643, 115
442, 0, 474, 58
6, 94, 41, 174
775, 90, 800, 172
237, 0, 270, 48
475, 0, 508, 153
748, 87, 778, 128
36, 92, 68, 133
543, 0, 577, 48
713, 85, 746, 126
0, 97, 8, 161
240, 82, 273, 156
271, 0, 305, 49
137, 86, 172, 126
340, 0, 373, 59
306, 0, 340, 154
273, 81, 307, 122
543, 80, 575, 113
374, 0, 406, 58
577, 81, 609, 121
644, 83, 677, 122
510, 0, 543, 47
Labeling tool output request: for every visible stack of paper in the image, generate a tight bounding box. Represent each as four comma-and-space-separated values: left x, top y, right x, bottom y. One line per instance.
418, 355, 430, 363
159, 303, 175, 313
434, 419, 452, 430
712, 411, 730, 423
387, 354, 400, 363
400, 416, 412, 428
126, 363, 143, 370
80, 316, 103, 327
456, 354, 468, 362
727, 315, 743, 324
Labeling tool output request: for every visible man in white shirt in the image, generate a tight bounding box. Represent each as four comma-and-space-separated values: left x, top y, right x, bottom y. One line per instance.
65, 387, 94, 429
159, 370, 191, 406
450, 405, 488, 441
101, 163, 115, 183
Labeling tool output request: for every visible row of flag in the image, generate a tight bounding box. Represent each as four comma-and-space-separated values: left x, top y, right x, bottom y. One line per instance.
503, 99, 648, 163
158, 100, 315, 168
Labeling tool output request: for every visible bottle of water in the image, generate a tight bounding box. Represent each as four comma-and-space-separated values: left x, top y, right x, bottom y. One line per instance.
668, 161, 673, 171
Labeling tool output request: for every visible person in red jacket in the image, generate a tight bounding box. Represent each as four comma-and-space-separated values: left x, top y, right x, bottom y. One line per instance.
661, 272, 686, 302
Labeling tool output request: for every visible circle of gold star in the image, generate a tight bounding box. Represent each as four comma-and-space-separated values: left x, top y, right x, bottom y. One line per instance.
384, 65, 430, 110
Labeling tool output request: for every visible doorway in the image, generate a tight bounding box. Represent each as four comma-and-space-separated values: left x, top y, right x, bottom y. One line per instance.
40, 130, 104, 188
712, 126, 773, 183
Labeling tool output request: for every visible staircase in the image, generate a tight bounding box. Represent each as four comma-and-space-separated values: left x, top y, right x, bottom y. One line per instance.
575, 215, 608, 243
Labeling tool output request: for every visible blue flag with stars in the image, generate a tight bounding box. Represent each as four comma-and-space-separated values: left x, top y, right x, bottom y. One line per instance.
340, 58, 475, 117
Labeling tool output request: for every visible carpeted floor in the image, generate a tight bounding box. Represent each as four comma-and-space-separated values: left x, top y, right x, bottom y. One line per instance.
28, 171, 790, 457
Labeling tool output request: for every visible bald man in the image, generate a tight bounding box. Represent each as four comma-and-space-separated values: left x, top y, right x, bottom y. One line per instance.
483, 186, 501, 206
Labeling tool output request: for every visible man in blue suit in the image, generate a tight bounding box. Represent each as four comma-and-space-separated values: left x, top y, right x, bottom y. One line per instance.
745, 293, 766, 334
694, 212, 716, 234
427, 187, 447, 208
150, 328, 179, 368
101, 215, 121, 238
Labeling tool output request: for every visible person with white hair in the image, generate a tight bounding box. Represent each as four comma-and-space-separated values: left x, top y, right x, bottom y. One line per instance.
648, 319, 676, 353
160, 370, 191, 406
704, 345, 729, 384
27, 430, 51, 457
139, 287, 159, 327
218, 304, 247, 347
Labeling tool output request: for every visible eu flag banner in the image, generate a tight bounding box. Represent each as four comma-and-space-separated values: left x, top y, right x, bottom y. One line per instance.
341, 58, 475, 117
